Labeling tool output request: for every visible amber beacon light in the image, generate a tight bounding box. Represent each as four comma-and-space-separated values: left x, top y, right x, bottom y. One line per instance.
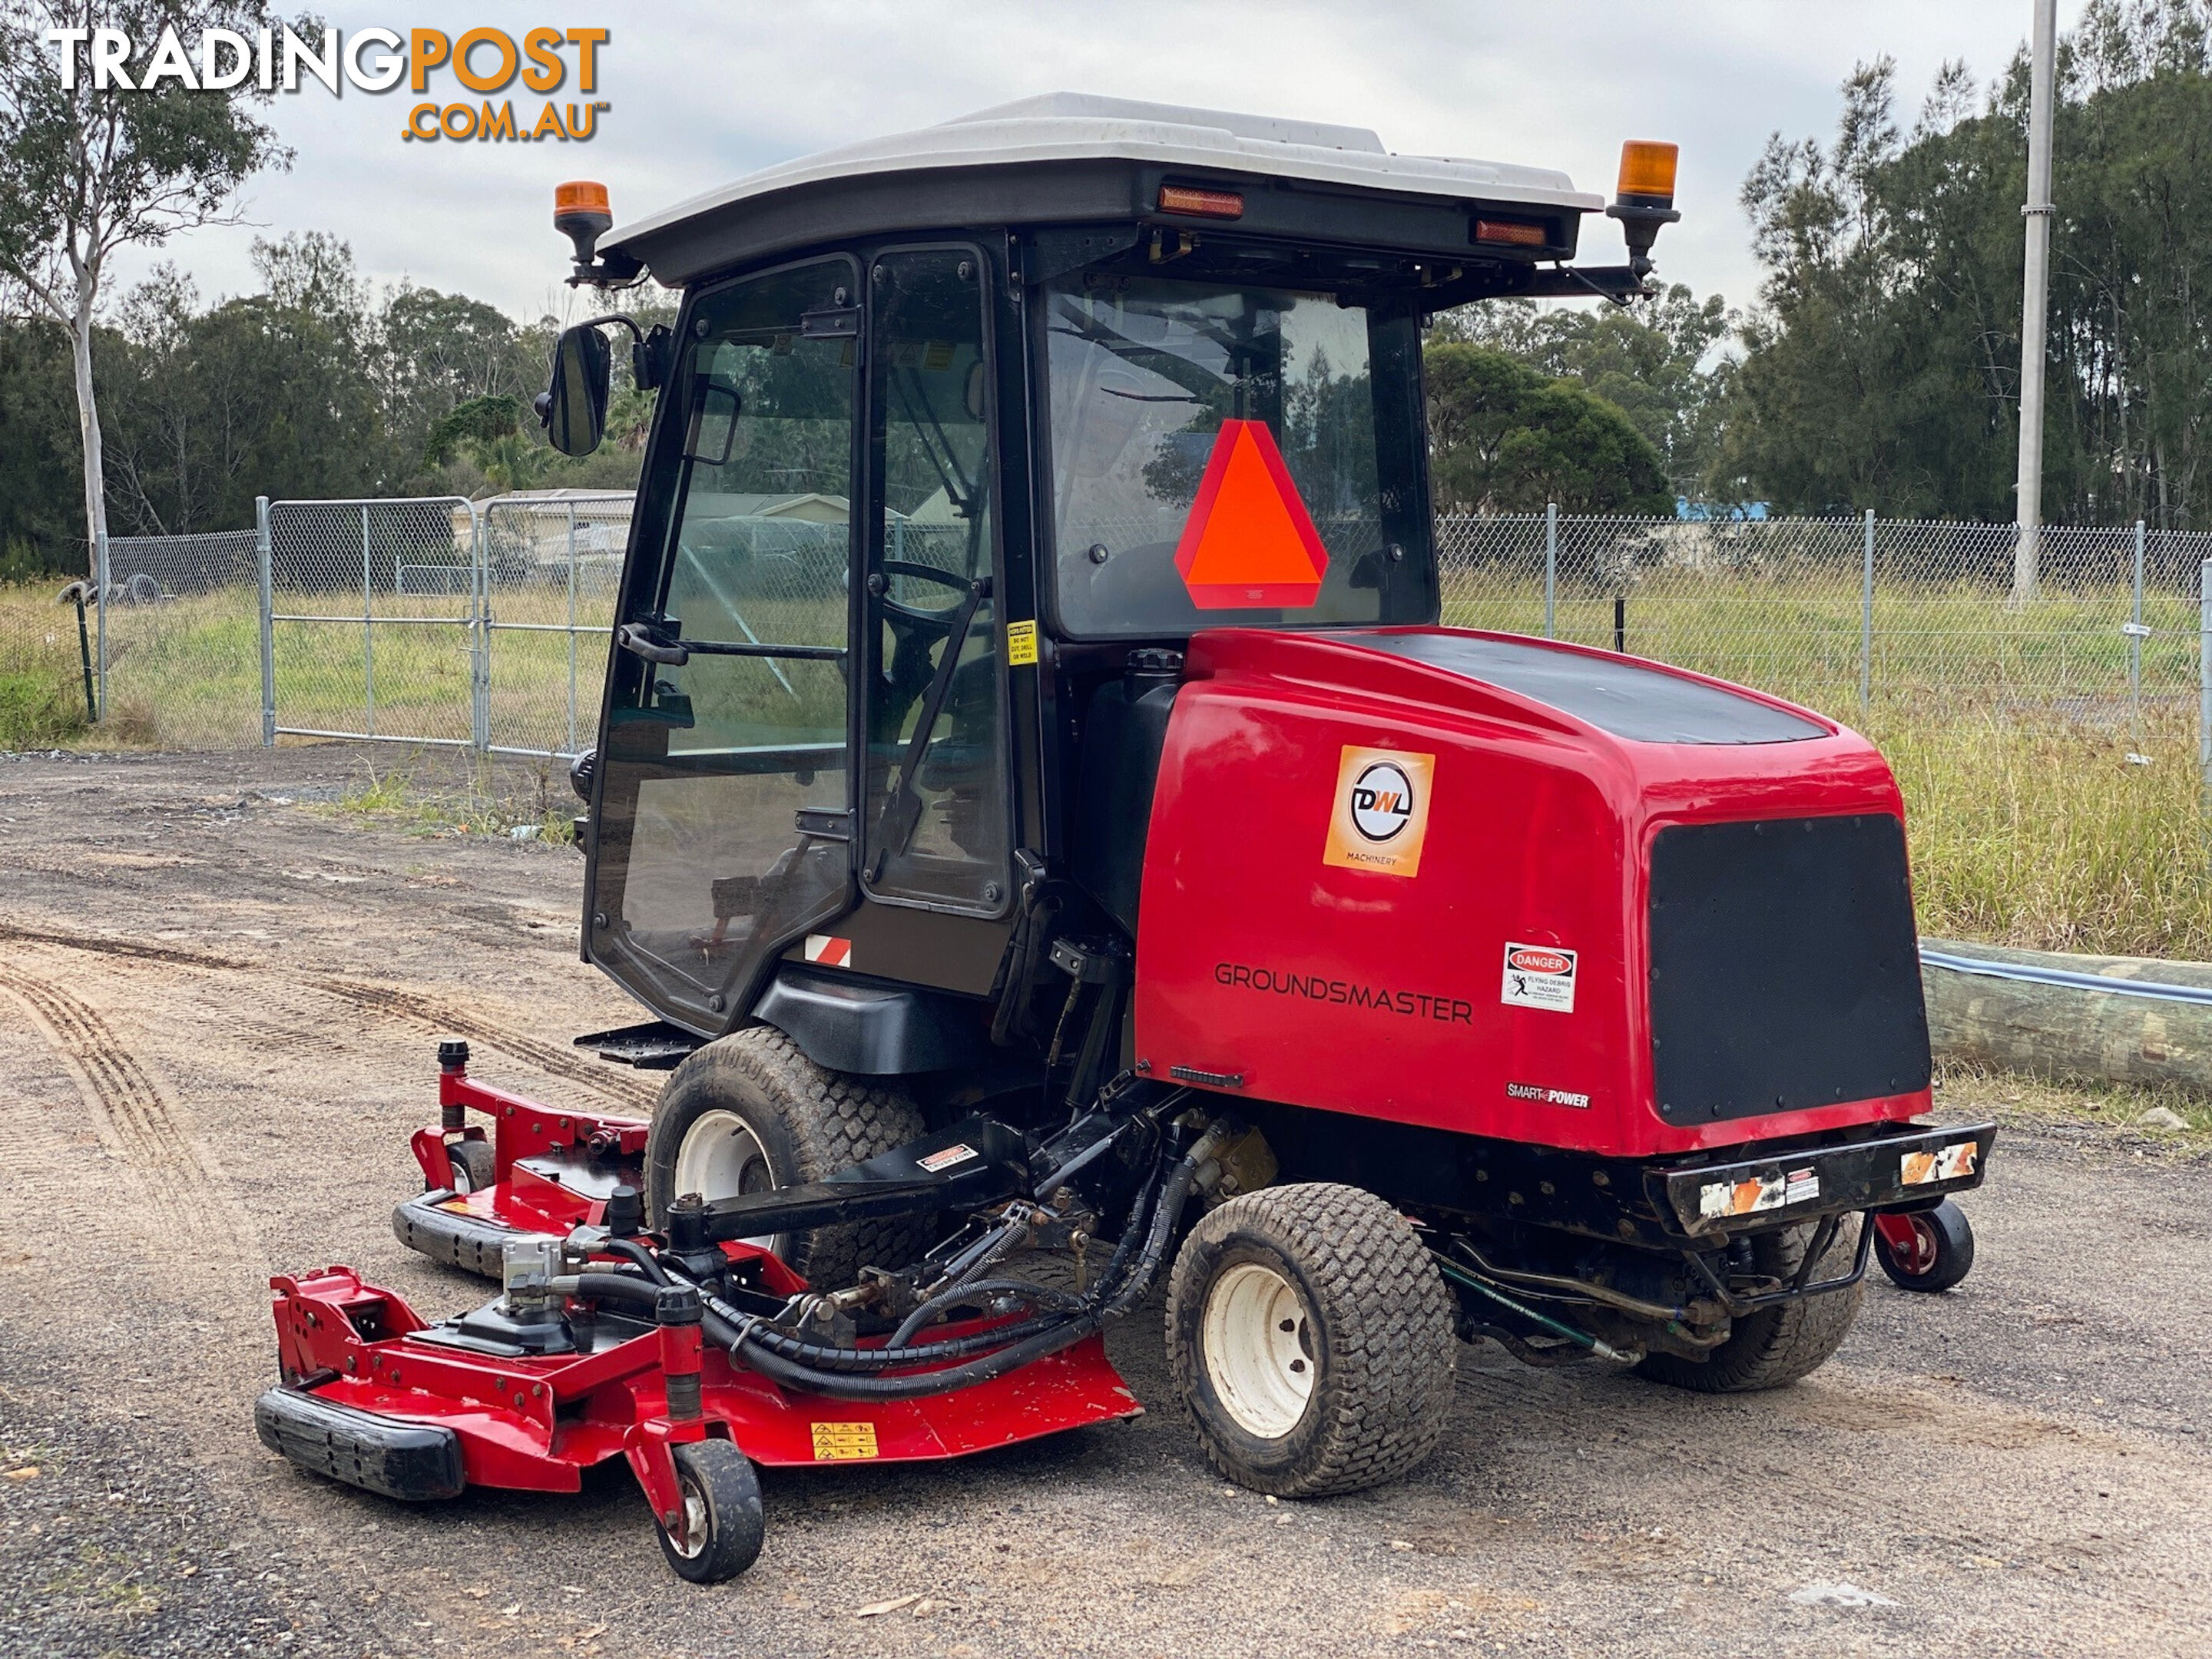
1605, 141, 1681, 277
555, 180, 614, 273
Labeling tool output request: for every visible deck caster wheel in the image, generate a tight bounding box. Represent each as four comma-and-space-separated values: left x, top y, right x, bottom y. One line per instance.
1873, 1200, 1975, 1293
1165, 1183, 1457, 1497
445, 1140, 495, 1194
655, 1440, 764, 1584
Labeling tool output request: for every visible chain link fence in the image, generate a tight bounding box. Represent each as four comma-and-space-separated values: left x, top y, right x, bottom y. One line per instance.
1438, 512, 2212, 749
9, 500, 2212, 770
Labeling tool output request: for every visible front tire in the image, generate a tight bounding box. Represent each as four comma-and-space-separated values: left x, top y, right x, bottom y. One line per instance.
654, 1440, 763, 1584
1637, 1217, 1864, 1393
445, 1140, 495, 1194
644, 1028, 925, 1286
1165, 1183, 1458, 1497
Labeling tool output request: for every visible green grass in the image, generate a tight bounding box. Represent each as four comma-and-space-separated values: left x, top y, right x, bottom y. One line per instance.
10, 572, 2212, 962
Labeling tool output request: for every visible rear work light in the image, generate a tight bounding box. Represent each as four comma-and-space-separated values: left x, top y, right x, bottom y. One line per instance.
1473, 219, 1548, 248
1158, 184, 1245, 220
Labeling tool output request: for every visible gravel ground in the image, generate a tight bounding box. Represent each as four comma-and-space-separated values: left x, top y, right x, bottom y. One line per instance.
2, 745, 2208, 1658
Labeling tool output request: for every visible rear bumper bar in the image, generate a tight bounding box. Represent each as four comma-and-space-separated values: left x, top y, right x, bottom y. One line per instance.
254, 1386, 465, 1502
1653, 1121, 1996, 1240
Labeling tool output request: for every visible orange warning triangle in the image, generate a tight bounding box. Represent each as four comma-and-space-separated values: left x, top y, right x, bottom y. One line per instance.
1173, 419, 1329, 610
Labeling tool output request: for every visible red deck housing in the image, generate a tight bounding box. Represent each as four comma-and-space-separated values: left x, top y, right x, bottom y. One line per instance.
1131, 627, 1931, 1158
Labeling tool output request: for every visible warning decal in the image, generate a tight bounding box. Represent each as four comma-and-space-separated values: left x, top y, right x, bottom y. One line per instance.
810, 1421, 879, 1461
1172, 419, 1330, 609
1322, 747, 1434, 877
1501, 942, 1576, 1012
1005, 618, 1038, 667
1902, 1141, 1978, 1186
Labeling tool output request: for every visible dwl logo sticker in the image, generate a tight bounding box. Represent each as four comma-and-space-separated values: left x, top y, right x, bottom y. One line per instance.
1323, 747, 1433, 877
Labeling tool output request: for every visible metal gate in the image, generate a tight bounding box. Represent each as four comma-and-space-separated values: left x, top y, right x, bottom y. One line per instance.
262, 496, 485, 751
259, 493, 633, 759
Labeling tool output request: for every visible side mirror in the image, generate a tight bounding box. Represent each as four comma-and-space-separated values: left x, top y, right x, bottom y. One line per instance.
542, 323, 612, 457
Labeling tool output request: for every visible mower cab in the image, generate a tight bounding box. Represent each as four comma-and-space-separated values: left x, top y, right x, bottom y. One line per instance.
260, 95, 1990, 1582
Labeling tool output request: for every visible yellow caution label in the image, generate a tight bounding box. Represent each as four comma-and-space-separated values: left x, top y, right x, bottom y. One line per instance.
810, 1420, 879, 1461
1005, 619, 1038, 667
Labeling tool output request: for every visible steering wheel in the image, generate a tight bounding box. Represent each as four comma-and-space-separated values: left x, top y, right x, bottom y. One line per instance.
873, 558, 979, 634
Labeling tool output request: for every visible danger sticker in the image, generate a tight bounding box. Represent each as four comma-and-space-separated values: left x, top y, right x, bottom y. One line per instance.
1501, 942, 1576, 1012
810, 1421, 879, 1461
1784, 1167, 1821, 1205
1005, 618, 1038, 667
1322, 747, 1435, 878
1506, 1082, 1591, 1110
1901, 1141, 1978, 1186
917, 1143, 980, 1174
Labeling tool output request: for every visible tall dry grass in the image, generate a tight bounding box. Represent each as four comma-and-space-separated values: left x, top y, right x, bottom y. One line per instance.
8, 576, 2212, 959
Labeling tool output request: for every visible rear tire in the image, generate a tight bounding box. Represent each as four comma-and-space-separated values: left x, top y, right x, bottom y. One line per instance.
654, 1440, 763, 1584
1873, 1200, 1975, 1293
1637, 1217, 1864, 1393
1165, 1183, 1457, 1497
644, 1028, 925, 1286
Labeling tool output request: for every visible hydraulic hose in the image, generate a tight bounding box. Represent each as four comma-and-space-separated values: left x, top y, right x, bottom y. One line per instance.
571, 1270, 663, 1308
725, 1141, 1210, 1401
597, 1238, 670, 1284
887, 1277, 1087, 1350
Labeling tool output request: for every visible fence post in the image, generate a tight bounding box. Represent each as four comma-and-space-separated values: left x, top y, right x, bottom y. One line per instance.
359, 504, 376, 739
561, 499, 579, 760
1859, 509, 1876, 716
94, 528, 108, 724
1544, 502, 1558, 640
471, 505, 491, 757
257, 497, 275, 747
2199, 558, 2211, 829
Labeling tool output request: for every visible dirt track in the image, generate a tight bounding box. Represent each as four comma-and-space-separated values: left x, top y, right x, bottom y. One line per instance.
2, 745, 2209, 1659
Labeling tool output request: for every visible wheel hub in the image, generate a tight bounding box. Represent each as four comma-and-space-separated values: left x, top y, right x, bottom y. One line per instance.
673, 1110, 783, 1252
1200, 1261, 1315, 1440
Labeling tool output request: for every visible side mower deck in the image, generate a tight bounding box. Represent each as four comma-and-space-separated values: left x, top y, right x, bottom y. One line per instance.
259, 1263, 1140, 1498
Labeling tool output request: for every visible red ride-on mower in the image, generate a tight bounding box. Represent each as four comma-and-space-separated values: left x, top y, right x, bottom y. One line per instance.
257, 97, 1994, 1581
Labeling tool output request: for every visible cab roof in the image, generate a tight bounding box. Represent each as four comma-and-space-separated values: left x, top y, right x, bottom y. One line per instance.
600, 93, 1606, 290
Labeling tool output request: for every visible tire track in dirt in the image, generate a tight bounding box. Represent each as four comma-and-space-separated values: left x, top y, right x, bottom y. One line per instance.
0, 963, 239, 1252
0, 919, 652, 1111
308, 978, 654, 1111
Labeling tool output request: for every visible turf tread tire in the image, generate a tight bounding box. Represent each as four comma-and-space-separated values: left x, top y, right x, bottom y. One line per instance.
645, 1028, 926, 1286
1636, 1217, 1864, 1393
1165, 1182, 1457, 1498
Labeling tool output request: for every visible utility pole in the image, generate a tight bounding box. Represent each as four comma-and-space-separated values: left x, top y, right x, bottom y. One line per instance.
2012, 0, 2058, 606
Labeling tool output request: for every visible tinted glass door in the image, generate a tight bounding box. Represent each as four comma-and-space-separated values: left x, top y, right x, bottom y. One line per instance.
588, 257, 859, 1028
860, 247, 1009, 915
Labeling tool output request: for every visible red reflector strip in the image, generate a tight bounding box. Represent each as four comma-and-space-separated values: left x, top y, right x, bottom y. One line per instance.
1474, 219, 1548, 247
1158, 184, 1244, 219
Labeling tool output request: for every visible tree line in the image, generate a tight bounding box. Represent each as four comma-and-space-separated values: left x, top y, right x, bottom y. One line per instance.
10, 0, 2212, 579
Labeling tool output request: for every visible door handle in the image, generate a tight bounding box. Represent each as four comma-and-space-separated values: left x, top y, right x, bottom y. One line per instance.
617, 622, 690, 666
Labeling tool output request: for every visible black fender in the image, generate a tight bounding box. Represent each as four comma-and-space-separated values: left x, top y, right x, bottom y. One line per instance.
749, 965, 988, 1075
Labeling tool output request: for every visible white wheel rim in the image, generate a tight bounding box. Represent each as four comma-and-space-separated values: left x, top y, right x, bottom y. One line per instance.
1201, 1261, 1315, 1440
673, 1110, 783, 1253
670, 1473, 709, 1559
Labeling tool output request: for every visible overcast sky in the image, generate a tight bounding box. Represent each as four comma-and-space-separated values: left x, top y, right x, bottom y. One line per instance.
106, 0, 2093, 327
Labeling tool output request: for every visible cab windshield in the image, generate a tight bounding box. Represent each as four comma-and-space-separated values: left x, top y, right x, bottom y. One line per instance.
1044, 273, 1433, 637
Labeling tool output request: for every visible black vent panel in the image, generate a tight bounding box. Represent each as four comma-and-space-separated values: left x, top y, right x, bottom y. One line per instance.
1647, 815, 1931, 1124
